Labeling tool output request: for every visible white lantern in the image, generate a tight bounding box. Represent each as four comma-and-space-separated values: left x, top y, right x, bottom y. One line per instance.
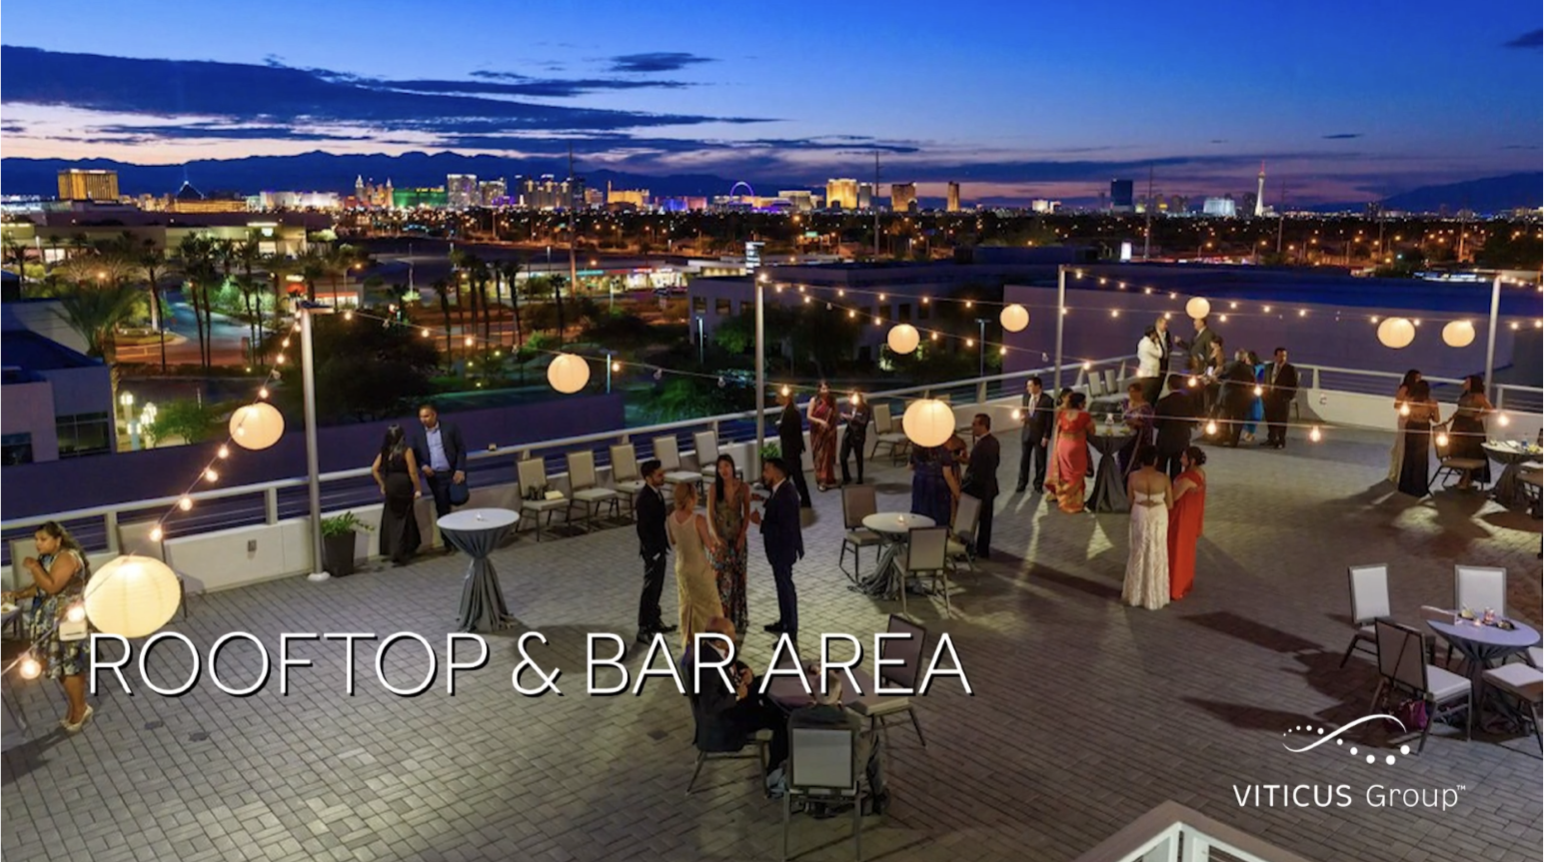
85, 555, 182, 639
1377, 317, 1416, 349
1441, 320, 1475, 348
902, 399, 955, 448
999, 303, 1030, 333
229, 402, 284, 450
546, 353, 591, 394
1185, 297, 1211, 320
886, 323, 920, 355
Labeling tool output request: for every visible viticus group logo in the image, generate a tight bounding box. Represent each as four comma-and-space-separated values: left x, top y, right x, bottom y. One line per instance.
1230, 715, 1464, 811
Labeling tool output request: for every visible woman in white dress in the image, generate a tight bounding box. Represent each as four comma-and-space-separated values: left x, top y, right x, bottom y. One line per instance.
1122, 447, 1172, 610
666, 482, 723, 651
1387, 369, 1420, 484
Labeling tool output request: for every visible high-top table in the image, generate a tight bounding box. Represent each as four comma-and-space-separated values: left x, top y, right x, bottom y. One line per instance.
854, 513, 936, 616
1087, 430, 1135, 513
438, 508, 519, 632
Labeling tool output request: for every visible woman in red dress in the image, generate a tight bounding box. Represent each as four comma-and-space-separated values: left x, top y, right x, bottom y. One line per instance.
1050, 393, 1094, 513
808, 382, 840, 491
1167, 445, 1207, 600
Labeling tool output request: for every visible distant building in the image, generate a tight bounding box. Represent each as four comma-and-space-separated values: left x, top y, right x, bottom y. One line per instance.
479, 179, 507, 207
1255, 163, 1266, 217
1240, 192, 1259, 218
57, 169, 119, 202
779, 190, 816, 212
1110, 179, 1135, 212
826, 178, 859, 210
658, 196, 708, 212
394, 187, 449, 209
1168, 195, 1190, 214
1, 309, 115, 462
517, 175, 581, 210
946, 182, 961, 213
167, 182, 246, 213
857, 183, 873, 211
891, 183, 917, 213
354, 177, 394, 208
1203, 196, 1237, 217
252, 191, 341, 210
606, 183, 651, 208
446, 174, 478, 209
1031, 199, 1061, 214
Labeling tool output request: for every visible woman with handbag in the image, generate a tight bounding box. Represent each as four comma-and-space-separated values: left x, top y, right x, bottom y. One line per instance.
3, 522, 94, 731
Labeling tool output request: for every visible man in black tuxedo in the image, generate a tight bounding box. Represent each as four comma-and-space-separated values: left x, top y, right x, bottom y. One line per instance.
1017, 376, 1054, 493
1154, 374, 1197, 479
750, 457, 804, 637
963, 413, 1000, 559
1220, 348, 1257, 447
1177, 316, 1218, 374
1263, 346, 1299, 449
412, 404, 468, 525
684, 617, 787, 771
634, 459, 676, 642
776, 391, 812, 508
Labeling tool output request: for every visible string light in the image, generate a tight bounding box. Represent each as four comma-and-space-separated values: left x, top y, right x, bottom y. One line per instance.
1399, 403, 1411, 417
17, 656, 40, 680
1205, 419, 1219, 435
217, 445, 230, 459
1498, 413, 1510, 426
258, 387, 269, 399
204, 469, 219, 483
150, 526, 164, 542
343, 310, 353, 321
1435, 431, 1449, 447
1309, 426, 1323, 442
178, 496, 193, 511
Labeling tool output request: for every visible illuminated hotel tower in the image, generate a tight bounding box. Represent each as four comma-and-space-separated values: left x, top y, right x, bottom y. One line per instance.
1255, 162, 1266, 217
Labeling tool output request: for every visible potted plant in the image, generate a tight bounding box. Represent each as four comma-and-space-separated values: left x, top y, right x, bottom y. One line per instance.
320, 512, 372, 577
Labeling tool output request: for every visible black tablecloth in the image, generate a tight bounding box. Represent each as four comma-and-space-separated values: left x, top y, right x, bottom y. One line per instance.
1087, 432, 1135, 514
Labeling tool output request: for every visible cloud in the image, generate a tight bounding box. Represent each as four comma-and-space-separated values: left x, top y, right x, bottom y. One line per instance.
0, 46, 755, 134
1321, 133, 1363, 139
1502, 28, 1542, 48
1502, 143, 1542, 150
608, 52, 716, 73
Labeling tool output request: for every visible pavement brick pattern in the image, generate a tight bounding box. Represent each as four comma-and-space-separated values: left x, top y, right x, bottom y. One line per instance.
2, 427, 1539, 862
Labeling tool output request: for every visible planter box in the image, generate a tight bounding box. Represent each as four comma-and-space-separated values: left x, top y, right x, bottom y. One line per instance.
323, 532, 359, 577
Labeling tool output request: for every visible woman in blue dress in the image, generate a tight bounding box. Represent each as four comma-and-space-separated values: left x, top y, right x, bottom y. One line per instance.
909, 444, 961, 526
1242, 350, 1265, 443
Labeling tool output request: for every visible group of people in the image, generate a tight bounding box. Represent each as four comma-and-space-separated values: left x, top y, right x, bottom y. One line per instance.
906, 413, 1000, 558
777, 382, 873, 506
1120, 445, 1210, 610
1390, 371, 1496, 497
369, 404, 470, 566
635, 455, 805, 648
1136, 316, 1300, 449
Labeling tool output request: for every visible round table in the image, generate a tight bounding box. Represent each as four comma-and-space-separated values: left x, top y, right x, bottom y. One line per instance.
1427, 616, 1542, 732
855, 513, 936, 612
1483, 442, 1541, 508
437, 508, 520, 632
1087, 431, 1135, 513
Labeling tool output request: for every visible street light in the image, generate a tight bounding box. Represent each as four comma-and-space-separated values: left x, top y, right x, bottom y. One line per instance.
975, 318, 989, 377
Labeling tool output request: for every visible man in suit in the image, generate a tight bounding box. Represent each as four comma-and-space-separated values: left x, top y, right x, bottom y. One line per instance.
839, 394, 871, 486
634, 460, 676, 643
1263, 346, 1299, 449
412, 405, 467, 533
1154, 374, 1197, 479
776, 391, 812, 508
684, 617, 787, 772
1017, 376, 1054, 493
963, 413, 1000, 560
1177, 316, 1217, 374
1220, 348, 1257, 447
750, 457, 804, 637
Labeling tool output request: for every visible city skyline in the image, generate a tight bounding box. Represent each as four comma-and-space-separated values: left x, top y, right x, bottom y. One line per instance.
1, 0, 1540, 205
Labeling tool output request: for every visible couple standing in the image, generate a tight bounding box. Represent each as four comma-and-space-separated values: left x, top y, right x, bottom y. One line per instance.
637, 456, 805, 645
372, 404, 468, 565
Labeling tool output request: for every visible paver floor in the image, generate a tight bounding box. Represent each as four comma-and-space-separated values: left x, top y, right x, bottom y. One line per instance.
3, 427, 1540, 862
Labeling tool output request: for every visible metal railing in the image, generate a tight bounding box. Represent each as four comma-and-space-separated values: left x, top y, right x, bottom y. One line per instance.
1073, 801, 1317, 862
1301, 363, 1542, 413
0, 355, 1135, 559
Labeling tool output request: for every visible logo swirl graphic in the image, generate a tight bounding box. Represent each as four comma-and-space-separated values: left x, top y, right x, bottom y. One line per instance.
1282, 716, 1410, 765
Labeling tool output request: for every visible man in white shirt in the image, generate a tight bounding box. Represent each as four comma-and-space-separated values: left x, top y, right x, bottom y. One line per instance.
1136, 324, 1166, 405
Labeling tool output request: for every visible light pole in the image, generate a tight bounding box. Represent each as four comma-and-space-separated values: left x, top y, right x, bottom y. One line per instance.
298, 300, 334, 581
605, 350, 613, 394
1053, 265, 1067, 393
1483, 274, 1501, 400
975, 318, 988, 377
755, 272, 767, 479
697, 317, 705, 365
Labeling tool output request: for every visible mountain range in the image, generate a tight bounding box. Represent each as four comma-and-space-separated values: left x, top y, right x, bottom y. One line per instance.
2, 152, 1539, 213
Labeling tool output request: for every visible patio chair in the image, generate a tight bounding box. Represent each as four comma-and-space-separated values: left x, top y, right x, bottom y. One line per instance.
653, 435, 703, 490
870, 403, 909, 464
850, 614, 928, 751
1454, 565, 1506, 619
1370, 619, 1471, 754
685, 666, 769, 796
782, 724, 863, 862
838, 485, 881, 583
609, 443, 647, 519
693, 430, 724, 488
1431, 436, 1488, 493
1338, 564, 1390, 668
565, 450, 619, 532
517, 457, 567, 541
1417, 606, 1454, 667
946, 494, 982, 574
898, 526, 953, 617
1481, 663, 1543, 751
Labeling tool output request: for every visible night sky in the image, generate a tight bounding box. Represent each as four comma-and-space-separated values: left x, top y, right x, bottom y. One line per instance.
2, 0, 1539, 204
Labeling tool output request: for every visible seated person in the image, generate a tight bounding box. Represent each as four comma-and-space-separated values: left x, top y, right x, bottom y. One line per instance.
684, 616, 788, 770
788, 669, 890, 815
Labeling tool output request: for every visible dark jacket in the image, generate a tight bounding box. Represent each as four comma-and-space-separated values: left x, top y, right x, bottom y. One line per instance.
760, 479, 805, 567
1184, 327, 1218, 372
1020, 391, 1055, 443
685, 642, 751, 752
1156, 328, 1174, 374
1154, 390, 1197, 453
777, 402, 805, 455
636, 484, 669, 558
1265, 361, 1299, 399
843, 404, 872, 441
1221, 359, 1256, 410
411, 419, 467, 474
964, 434, 1001, 499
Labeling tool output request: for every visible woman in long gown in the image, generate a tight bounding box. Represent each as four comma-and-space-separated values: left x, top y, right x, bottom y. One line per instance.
1167, 446, 1207, 601
909, 444, 960, 525
1439, 374, 1494, 490
667, 482, 723, 650
1050, 392, 1095, 513
808, 383, 839, 491
1387, 369, 1421, 484
707, 455, 750, 638
1042, 388, 1073, 494
1118, 383, 1155, 477
1397, 380, 1439, 498
371, 424, 422, 566
1122, 447, 1172, 610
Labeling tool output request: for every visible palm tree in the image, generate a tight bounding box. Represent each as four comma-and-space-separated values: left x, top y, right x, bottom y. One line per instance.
49, 280, 142, 407
297, 248, 327, 303
496, 258, 524, 347
176, 235, 219, 371
551, 274, 567, 345
263, 252, 294, 331
3, 240, 29, 293
234, 237, 265, 359
430, 277, 454, 369
136, 239, 175, 372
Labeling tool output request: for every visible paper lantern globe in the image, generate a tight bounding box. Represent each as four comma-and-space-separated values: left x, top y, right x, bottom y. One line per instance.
1185, 297, 1211, 320
85, 555, 182, 639
999, 303, 1030, 333
1441, 320, 1476, 348
886, 323, 921, 355
903, 399, 955, 448
229, 403, 284, 450
546, 353, 591, 394
1377, 317, 1416, 349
